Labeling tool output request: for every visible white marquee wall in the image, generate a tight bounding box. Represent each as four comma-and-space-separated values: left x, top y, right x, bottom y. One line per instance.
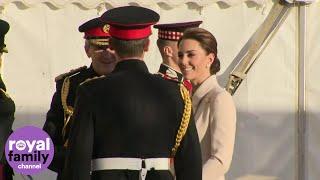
0, 0, 319, 179
306, 2, 320, 179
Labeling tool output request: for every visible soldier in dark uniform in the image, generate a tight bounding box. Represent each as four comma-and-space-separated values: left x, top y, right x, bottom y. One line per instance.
43, 17, 116, 179
62, 6, 202, 180
0, 19, 14, 180
154, 21, 202, 93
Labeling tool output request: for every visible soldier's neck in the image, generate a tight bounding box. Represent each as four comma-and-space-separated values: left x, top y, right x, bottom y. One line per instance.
120, 57, 144, 61
162, 58, 181, 73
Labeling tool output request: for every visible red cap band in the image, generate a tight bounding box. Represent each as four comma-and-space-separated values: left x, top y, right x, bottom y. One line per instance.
109, 26, 152, 40
84, 27, 110, 39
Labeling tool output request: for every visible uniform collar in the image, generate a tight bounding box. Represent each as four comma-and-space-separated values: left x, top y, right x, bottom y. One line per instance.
157, 63, 183, 82
88, 65, 99, 76
113, 59, 149, 73
192, 75, 218, 108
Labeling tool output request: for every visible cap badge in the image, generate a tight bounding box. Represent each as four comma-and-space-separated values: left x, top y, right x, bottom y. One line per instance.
103, 24, 110, 33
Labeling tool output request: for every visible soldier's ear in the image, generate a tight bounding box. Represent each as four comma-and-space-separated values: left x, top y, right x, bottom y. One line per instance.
163, 46, 173, 58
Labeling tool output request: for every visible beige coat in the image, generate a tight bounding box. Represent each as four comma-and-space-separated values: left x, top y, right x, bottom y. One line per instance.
192, 75, 236, 180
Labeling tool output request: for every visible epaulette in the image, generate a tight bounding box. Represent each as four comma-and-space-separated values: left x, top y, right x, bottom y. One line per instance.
80, 75, 106, 86
55, 66, 87, 82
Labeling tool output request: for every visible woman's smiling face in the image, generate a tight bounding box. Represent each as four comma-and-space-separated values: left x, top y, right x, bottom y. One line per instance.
178, 39, 214, 84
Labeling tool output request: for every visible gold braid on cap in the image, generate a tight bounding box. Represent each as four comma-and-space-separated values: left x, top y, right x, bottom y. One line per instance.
171, 83, 192, 157
61, 77, 74, 140
88, 39, 109, 46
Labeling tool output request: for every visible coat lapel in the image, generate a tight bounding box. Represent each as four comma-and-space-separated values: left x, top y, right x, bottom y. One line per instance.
192, 75, 218, 141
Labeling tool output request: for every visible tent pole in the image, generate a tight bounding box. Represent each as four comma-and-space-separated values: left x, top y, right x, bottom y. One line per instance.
297, 4, 307, 180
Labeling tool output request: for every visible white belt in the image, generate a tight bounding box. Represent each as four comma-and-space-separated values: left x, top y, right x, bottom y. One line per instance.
91, 157, 171, 180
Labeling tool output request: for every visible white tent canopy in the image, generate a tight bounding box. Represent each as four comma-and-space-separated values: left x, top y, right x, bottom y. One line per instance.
0, 0, 268, 9
0, 0, 319, 179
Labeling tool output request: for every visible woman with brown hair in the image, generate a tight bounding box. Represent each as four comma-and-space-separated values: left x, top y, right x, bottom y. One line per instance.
178, 27, 236, 180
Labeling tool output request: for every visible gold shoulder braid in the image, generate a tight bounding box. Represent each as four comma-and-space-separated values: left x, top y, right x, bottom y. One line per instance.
55, 66, 87, 147
61, 76, 73, 142
171, 83, 192, 157
62, 75, 105, 147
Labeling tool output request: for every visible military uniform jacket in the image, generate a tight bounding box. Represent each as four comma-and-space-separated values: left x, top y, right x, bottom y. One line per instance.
43, 65, 98, 177
0, 74, 15, 164
157, 63, 192, 93
62, 60, 202, 180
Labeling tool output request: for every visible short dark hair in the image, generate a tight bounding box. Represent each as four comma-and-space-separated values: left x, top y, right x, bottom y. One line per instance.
156, 39, 177, 58
110, 37, 149, 58
178, 28, 220, 74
